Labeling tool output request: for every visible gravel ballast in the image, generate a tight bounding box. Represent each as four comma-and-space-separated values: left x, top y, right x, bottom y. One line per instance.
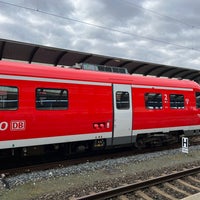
0, 146, 200, 200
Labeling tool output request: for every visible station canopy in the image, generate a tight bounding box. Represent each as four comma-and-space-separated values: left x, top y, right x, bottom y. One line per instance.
0, 38, 200, 83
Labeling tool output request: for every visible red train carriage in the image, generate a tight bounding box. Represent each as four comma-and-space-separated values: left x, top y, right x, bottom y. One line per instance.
0, 61, 200, 156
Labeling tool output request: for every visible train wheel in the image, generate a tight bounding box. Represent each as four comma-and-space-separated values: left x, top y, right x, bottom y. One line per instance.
135, 138, 146, 149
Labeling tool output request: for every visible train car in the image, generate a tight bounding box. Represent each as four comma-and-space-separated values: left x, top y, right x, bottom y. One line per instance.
0, 61, 200, 157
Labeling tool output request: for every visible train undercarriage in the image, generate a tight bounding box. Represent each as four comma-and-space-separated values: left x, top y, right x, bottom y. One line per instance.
135, 131, 183, 149
0, 138, 107, 159
0, 129, 199, 159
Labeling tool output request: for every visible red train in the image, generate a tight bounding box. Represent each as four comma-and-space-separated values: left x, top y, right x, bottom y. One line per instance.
0, 61, 200, 156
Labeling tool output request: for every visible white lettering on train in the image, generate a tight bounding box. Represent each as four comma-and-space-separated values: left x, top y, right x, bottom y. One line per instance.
0, 120, 26, 131
0, 121, 8, 131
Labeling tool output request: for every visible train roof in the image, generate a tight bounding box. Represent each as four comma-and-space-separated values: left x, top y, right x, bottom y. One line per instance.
0, 61, 199, 90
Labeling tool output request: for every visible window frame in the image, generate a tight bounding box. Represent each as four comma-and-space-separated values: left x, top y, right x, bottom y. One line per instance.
169, 94, 185, 109
116, 91, 130, 110
0, 86, 18, 111
144, 93, 163, 110
196, 92, 200, 109
36, 88, 68, 110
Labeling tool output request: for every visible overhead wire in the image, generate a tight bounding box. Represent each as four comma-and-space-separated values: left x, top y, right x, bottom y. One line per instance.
0, 0, 199, 52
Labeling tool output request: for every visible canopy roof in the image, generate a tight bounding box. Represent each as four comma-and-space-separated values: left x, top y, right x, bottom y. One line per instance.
0, 38, 200, 83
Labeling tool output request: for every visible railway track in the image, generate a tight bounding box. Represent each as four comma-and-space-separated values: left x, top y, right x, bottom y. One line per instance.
0, 144, 199, 200
76, 166, 200, 200
0, 136, 199, 177
0, 147, 176, 175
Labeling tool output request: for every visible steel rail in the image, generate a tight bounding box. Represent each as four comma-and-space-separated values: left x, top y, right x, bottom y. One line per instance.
76, 166, 200, 200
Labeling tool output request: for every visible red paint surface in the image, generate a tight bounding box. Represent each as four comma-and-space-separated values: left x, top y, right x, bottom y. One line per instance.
0, 61, 200, 142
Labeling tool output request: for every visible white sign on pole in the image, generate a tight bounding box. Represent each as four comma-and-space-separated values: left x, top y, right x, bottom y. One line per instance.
182, 137, 189, 153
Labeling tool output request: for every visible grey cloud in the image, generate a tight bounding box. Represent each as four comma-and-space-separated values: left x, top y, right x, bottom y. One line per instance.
0, 0, 200, 70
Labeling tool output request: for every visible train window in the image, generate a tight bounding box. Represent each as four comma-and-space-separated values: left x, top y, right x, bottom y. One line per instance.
36, 88, 68, 110
170, 94, 184, 109
196, 92, 200, 108
145, 93, 162, 109
116, 91, 130, 109
0, 86, 18, 110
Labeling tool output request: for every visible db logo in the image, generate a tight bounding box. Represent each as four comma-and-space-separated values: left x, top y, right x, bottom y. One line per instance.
11, 120, 26, 131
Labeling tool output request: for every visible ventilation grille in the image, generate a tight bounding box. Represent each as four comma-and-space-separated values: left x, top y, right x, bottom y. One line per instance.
72, 63, 128, 74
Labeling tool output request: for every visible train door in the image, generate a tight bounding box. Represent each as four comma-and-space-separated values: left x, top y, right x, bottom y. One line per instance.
112, 84, 132, 145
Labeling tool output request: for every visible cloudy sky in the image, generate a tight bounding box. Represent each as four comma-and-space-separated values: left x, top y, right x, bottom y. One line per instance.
0, 0, 200, 70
